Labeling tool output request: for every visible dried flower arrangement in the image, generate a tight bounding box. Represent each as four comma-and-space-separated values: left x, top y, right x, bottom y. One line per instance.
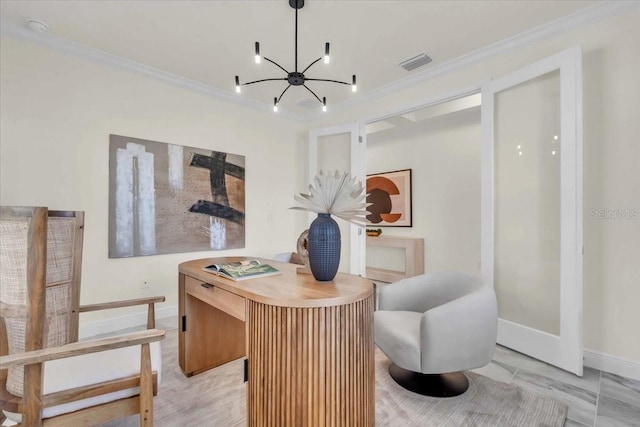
291, 170, 368, 225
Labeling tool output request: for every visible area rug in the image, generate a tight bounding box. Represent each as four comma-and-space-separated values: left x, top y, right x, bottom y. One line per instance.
100, 327, 567, 426
375, 350, 568, 426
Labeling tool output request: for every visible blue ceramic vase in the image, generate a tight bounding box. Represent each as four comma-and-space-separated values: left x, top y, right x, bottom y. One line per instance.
308, 213, 341, 281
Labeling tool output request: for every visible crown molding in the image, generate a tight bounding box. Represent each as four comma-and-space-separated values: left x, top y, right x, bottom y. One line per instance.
2, 1, 638, 124
304, 0, 640, 123
0, 20, 306, 122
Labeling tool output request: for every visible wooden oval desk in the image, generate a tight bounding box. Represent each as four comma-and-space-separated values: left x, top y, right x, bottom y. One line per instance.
179, 257, 375, 426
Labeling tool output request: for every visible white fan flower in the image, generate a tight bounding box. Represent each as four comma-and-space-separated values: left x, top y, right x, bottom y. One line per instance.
291, 170, 369, 225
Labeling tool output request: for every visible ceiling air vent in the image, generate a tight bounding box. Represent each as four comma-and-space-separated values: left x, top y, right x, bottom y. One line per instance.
399, 53, 432, 71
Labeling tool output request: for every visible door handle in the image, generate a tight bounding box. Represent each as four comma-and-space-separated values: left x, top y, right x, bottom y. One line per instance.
200, 283, 213, 289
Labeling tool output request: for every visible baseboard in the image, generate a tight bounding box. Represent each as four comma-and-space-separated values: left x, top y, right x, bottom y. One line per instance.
584, 349, 640, 381
78, 304, 178, 339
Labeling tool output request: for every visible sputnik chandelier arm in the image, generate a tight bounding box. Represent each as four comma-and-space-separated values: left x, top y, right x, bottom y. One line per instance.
301, 57, 322, 74
234, 0, 357, 113
263, 56, 290, 74
241, 77, 288, 86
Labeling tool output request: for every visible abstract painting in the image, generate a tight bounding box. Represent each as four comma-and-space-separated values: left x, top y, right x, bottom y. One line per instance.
108, 134, 245, 258
366, 169, 412, 227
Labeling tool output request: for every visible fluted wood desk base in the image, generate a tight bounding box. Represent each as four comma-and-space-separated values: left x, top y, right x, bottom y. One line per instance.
247, 297, 375, 426
178, 257, 375, 426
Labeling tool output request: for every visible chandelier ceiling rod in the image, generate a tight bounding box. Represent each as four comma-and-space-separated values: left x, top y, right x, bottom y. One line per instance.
295, 1, 298, 72
234, 0, 356, 112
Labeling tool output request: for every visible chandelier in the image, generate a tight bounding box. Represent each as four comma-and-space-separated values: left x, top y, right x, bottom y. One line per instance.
234, 0, 357, 112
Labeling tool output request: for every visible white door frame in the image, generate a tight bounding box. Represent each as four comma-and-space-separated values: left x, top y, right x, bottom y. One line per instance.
481, 46, 583, 375
309, 123, 366, 275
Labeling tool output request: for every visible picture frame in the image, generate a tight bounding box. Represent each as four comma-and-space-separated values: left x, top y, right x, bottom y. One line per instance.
108, 134, 245, 258
366, 168, 412, 227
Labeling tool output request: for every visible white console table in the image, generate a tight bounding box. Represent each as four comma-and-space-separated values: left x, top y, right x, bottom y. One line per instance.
365, 235, 424, 282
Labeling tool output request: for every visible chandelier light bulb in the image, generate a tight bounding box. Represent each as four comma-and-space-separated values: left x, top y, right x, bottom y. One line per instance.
351, 75, 357, 92
273, 97, 278, 112
235, 76, 241, 93
255, 42, 261, 64
324, 43, 330, 64
322, 97, 327, 112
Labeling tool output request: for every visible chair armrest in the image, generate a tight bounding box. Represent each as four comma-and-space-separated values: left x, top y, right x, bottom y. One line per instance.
419, 286, 497, 373
79, 296, 165, 313
0, 329, 165, 369
80, 296, 165, 328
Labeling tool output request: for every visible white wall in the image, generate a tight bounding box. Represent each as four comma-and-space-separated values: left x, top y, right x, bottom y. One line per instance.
0, 36, 304, 328
366, 108, 481, 276
307, 10, 640, 364
1, 6, 638, 369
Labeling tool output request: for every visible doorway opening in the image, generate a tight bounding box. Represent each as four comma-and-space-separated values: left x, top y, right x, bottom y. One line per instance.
364, 93, 482, 276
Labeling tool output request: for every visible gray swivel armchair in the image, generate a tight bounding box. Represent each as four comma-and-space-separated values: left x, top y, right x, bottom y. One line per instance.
374, 271, 497, 397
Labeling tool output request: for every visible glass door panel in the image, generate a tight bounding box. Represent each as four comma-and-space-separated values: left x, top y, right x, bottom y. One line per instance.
317, 132, 352, 273
309, 124, 364, 275
494, 70, 561, 335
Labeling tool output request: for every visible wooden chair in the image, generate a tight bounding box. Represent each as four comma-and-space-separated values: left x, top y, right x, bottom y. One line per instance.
0, 206, 165, 426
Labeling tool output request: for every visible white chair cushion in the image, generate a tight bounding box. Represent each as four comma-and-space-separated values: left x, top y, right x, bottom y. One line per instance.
4, 340, 161, 422
374, 310, 422, 372
374, 272, 497, 377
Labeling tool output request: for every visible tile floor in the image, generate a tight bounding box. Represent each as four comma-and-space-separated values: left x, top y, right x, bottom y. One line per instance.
7, 317, 632, 427
161, 315, 638, 427
472, 344, 640, 426
154, 317, 639, 426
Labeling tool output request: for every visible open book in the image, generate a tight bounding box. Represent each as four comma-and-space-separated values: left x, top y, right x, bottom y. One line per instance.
202, 259, 281, 281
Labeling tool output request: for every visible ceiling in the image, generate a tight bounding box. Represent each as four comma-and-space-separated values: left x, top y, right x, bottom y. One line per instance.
0, 0, 602, 118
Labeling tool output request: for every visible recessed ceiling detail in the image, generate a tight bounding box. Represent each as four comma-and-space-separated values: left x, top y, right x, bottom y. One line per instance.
399, 53, 433, 71
27, 18, 49, 33
297, 98, 321, 110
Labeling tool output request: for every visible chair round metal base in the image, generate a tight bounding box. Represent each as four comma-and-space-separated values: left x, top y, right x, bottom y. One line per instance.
389, 363, 469, 397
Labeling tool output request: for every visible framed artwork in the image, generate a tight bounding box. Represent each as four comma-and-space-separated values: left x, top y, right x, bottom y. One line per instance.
366, 169, 412, 227
108, 134, 245, 258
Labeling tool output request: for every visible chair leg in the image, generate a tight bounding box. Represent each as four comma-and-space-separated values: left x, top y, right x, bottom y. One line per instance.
139, 343, 153, 426
388, 363, 469, 397
146, 303, 156, 329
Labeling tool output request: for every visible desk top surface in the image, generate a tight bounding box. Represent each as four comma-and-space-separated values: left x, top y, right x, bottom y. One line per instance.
179, 257, 374, 308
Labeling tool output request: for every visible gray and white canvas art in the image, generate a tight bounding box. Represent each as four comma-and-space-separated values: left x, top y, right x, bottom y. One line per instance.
108, 134, 245, 258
